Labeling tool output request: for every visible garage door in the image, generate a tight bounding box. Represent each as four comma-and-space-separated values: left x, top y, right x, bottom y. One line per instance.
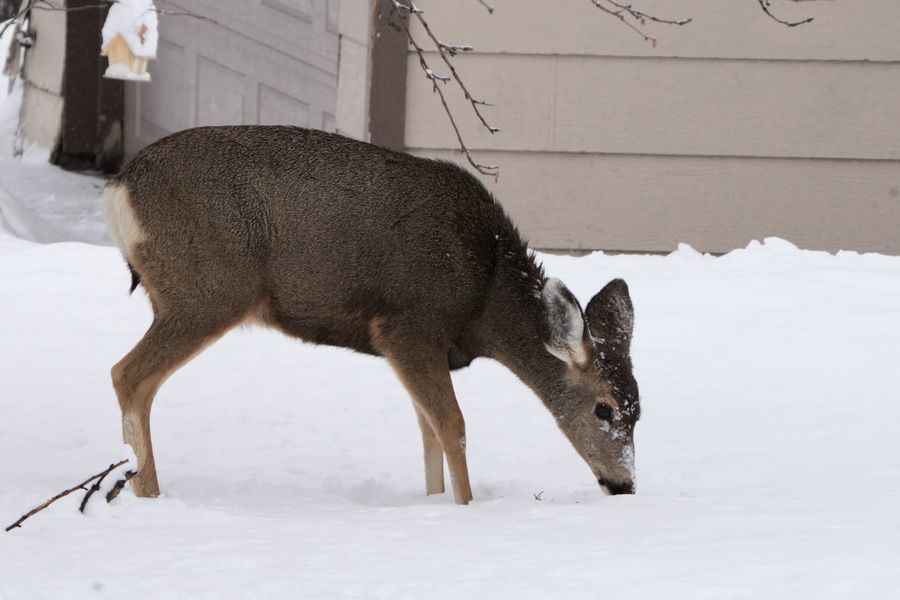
124, 0, 339, 156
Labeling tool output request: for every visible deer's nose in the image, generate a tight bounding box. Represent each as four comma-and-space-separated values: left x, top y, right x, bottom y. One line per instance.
598, 478, 634, 495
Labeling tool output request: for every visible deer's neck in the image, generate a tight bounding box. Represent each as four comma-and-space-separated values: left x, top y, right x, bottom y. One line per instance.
477, 250, 574, 419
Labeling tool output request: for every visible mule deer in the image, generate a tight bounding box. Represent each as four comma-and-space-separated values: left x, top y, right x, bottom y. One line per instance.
104, 126, 640, 504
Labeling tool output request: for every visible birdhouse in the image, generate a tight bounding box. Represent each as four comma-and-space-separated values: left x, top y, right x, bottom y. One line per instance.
100, 0, 159, 82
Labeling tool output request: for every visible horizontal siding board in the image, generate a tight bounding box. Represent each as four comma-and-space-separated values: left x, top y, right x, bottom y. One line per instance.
405, 54, 900, 160
411, 0, 900, 62
405, 53, 550, 152
411, 150, 900, 255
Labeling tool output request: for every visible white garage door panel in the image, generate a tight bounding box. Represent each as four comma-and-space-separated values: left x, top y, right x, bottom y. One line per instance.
125, 0, 339, 156
259, 84, 310, 126
142, 40, 189, 135
196, 57, 246, 127
172, 0, 337, 73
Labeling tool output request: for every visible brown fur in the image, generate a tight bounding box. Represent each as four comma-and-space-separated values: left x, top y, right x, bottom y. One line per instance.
105, 126, 641, 504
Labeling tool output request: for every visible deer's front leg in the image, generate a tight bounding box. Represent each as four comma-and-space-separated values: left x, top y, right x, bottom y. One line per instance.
382, 345, 473, 505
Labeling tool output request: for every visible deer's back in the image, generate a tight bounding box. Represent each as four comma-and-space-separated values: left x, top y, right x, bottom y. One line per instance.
116, 126, 507, 355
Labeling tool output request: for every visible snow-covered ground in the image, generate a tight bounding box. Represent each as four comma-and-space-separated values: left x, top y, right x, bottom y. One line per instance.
0, 159, 109, 245
2, 229, 899, 598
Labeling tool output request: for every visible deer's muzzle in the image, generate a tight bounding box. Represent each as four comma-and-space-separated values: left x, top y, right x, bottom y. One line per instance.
598, 478, 635, 495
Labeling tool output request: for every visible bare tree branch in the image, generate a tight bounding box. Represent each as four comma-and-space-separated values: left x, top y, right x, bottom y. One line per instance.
757, 0, 816, 27
406, 24, 498, 177
389, 0, 499, 178
78, 462, 119, 513
5, 459, 128, 532
606, 1, 693, 27
410, 10, 498, 134
589, 0, 822, 45
474, 0, 493, 14
589, 0, 691, 47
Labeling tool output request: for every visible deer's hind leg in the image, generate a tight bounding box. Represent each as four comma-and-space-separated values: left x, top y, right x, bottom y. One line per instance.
111, 309, 240, 497
412, 403, 445, 495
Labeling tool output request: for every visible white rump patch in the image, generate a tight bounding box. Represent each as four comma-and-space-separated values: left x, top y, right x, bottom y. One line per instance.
542, 278, 588, 367
103, 183, 146, 259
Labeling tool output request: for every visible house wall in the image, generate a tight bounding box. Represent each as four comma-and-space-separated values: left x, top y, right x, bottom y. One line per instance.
124, 0, 341, 155
403, 0, 900, 254
335, 0, 371, 140
19, 7, 65, 152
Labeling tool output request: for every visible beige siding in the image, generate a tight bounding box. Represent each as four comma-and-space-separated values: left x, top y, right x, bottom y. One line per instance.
19, 8, 66, 150
406, 56, 900, 160
408, 0, 899, 62
404, 0, 900, 254
413, 150, 900, 254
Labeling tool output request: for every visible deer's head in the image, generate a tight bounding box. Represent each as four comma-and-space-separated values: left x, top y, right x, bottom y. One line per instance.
542, 278, 640, 495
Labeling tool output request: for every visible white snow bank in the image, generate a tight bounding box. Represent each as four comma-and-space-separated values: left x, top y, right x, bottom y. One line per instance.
1, 236, 899, 598
0, 160, 110, 244
0, 31, 110, 245
101, 0, 159, 59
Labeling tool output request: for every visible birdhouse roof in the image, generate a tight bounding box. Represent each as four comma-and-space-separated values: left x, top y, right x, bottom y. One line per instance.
101, 0, 159, 59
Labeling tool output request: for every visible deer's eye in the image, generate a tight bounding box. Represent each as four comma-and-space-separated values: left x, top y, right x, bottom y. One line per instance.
594, 403, 613, 421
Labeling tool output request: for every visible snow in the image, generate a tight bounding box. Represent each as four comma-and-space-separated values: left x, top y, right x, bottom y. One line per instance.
0, 161, 110, 244
1, 230, 899, 598
0, 28, 110, 245
101, 0, 159, 59
104, 62, 151, 82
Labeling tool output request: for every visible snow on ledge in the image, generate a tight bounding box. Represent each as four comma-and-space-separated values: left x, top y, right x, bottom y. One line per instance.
104, 62, 151, 82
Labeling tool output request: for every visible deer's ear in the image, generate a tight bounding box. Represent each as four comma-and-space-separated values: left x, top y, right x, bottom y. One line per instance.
542, 278, 589, 367
585, 279, 634, 357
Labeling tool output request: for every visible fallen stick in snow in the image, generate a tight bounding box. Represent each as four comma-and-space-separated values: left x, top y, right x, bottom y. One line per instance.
5, 459, 128, 532
78, 462, 122, 513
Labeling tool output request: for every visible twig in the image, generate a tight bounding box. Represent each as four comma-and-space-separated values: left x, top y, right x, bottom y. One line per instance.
78, 462, 120, 513
5, 459, 128, 532
533, 490, 545, 501
406, 27, 498, 178
589, 0, 691, 47
474, 0, 493, 14
589, 0, 820, 44
606, 1, 692, 27
390, 1, 498, 178
411, 9, 499, 134
105, 470, 136, 503
756, 0, 816, 27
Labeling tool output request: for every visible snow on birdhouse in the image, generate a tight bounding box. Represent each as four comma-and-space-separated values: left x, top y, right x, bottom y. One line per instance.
101, 0, 159, 82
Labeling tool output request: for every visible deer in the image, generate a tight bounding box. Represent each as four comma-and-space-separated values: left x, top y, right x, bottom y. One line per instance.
103, 126, 641, 505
